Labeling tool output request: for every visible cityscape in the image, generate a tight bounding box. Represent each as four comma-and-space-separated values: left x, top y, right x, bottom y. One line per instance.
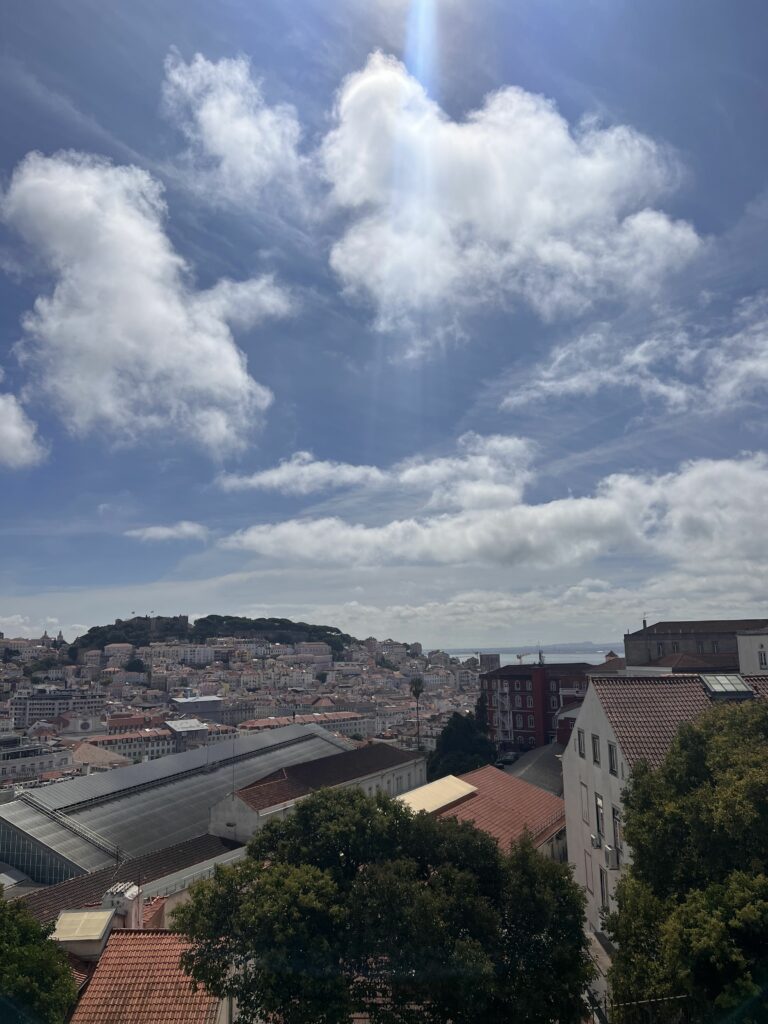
2, 1, 768, 1023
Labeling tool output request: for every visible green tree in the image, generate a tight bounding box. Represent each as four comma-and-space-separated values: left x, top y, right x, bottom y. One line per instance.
606, 701, 768, 1020
124, 656, 145, 673
174, 788, 592, 1024
475, 690, 489, 733
0, 888, 77, 1024
410, 676, 424, 750
427, 711, 496, 781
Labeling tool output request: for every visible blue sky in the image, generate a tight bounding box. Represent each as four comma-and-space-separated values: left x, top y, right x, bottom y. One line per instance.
1, 0, 767, 647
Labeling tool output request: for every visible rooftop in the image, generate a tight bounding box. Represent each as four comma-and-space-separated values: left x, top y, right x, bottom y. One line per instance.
20, 833, 241, 925
625, 619, 768, 638
53, 909, 114, 943
398, 775, 477, 814
69, 930, 220, 1024
591, 674, 768, 769
436, 765, 565, 849
237, 742, 419, 811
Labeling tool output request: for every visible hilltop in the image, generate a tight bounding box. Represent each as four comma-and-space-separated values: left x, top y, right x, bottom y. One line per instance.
69, 614, 357, 657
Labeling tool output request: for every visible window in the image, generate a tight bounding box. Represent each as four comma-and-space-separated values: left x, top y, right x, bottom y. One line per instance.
696, 640, 704, 654
592, 734, 601, 765
549, 680, 557, 692
514, 681, 520, 691
712, 640, 720, 653
527, 714, 535, 728
577, 729, 585, 758
580, 782, 590, 824
515, 695, 521, 708
656, 642, 664, 657
516, 714, 523, 729
526, 680, 532, 691
612, 806, 622, 850
608, 742, 618, 776
672, 641, 679, 653
528, 736, 535, 746
517, 735, 525, 747
526, 696, 533, 708
551, 715, 558, 729
599, 866, 609, 910
549, 696, 558, 709
595, 793, 605, 836
584, 851, 594, 893
760, 650, 767, 669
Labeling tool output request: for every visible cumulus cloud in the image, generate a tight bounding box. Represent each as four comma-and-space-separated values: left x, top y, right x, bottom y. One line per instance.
219, 432, 534, 508
220, 453, 768, 570
0, 390, 47, 468
321, 52, 701, 344
162, 51, 302, 202
124, 520, 209, 542
3, 151, 292, 455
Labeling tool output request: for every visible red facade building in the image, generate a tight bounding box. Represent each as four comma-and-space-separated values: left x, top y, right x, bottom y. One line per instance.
480, 662, 592, 751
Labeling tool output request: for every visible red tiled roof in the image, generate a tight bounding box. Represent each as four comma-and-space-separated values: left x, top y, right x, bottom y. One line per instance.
20, 834, 241, 925
591, 675, 768, 769
437, 765, 565, 849
70, 930, 219, 1024
67, 952, 95, 993
237, 743, 419, 812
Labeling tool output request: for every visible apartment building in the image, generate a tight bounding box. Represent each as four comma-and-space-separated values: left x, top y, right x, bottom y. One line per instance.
10, 690, 106, 729
623, 618, 768, 669
480, 662, 592, 750
563, 672, 768, 935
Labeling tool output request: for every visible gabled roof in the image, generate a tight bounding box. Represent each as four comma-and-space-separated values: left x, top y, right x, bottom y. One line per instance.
436, 765, 565, 849
591, 675, 768, 769
236, 742, 419, 812
69, 930, 219, 1024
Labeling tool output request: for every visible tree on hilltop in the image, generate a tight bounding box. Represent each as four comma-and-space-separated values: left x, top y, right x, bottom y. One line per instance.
174, 788, 592, 1024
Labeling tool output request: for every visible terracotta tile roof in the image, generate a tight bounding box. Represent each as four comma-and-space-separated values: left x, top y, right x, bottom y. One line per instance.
437, 765, 565, 849
20, 834, 242, 925
237, 742, 420, 812
591, 675, 768, 769
67, 951, 95, 993
70, 930, 220, 1024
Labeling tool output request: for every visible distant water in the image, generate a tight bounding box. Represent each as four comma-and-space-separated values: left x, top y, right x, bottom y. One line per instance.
447, 650, 617, 666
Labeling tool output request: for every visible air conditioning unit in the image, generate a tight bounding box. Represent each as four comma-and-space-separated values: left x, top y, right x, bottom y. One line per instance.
604, 845, 620, 870
590, 833, 602, 849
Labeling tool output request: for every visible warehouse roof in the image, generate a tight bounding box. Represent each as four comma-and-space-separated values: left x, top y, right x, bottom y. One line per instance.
0, 725, 350, 880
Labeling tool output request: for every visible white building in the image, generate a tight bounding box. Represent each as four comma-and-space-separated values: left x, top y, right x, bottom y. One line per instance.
737, 628, 768, 674
563, 672, 768, 935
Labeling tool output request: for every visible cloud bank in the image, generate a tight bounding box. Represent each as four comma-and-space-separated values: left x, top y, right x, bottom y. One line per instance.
0, 390, 46, 468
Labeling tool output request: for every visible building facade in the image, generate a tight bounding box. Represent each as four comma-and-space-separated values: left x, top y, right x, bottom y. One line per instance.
623, 619, 768, 668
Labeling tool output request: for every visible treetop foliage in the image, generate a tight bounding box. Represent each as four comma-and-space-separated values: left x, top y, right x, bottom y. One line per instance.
607, 700, 768, 1020
427, 711, 496, 781
0, 888, 77, 1024
174, 787, 592, 1024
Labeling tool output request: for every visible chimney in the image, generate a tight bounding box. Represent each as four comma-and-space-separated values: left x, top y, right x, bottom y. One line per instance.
101, 881, 143, 929
643, 618, 647, 630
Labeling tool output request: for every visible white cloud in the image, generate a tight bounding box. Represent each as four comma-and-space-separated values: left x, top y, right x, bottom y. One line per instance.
124, 521, 209, 543
219, 432, 534, 508
3, 151, 292, 455
501, 292, 768, 414
162, 51, 302, 202
0, 390, 46, 468
220, 452, 768, 570
321, 52, 701, 345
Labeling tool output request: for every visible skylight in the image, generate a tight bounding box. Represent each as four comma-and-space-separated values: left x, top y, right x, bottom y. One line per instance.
701, 675, 753, 699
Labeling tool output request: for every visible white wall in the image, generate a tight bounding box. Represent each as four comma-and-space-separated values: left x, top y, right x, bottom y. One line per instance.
563, 685, 630, 934
209, 756, 427, 844
737, 632, 768, 674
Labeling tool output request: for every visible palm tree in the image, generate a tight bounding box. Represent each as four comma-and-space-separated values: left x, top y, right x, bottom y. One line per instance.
410, 676, 425, 751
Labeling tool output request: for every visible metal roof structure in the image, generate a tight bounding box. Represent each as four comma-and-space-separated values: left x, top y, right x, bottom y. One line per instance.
398, 776, 477, 814
0, 724, 350, 883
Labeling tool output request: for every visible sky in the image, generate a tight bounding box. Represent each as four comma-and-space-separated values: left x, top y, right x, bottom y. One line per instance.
1, 0, 767, 648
